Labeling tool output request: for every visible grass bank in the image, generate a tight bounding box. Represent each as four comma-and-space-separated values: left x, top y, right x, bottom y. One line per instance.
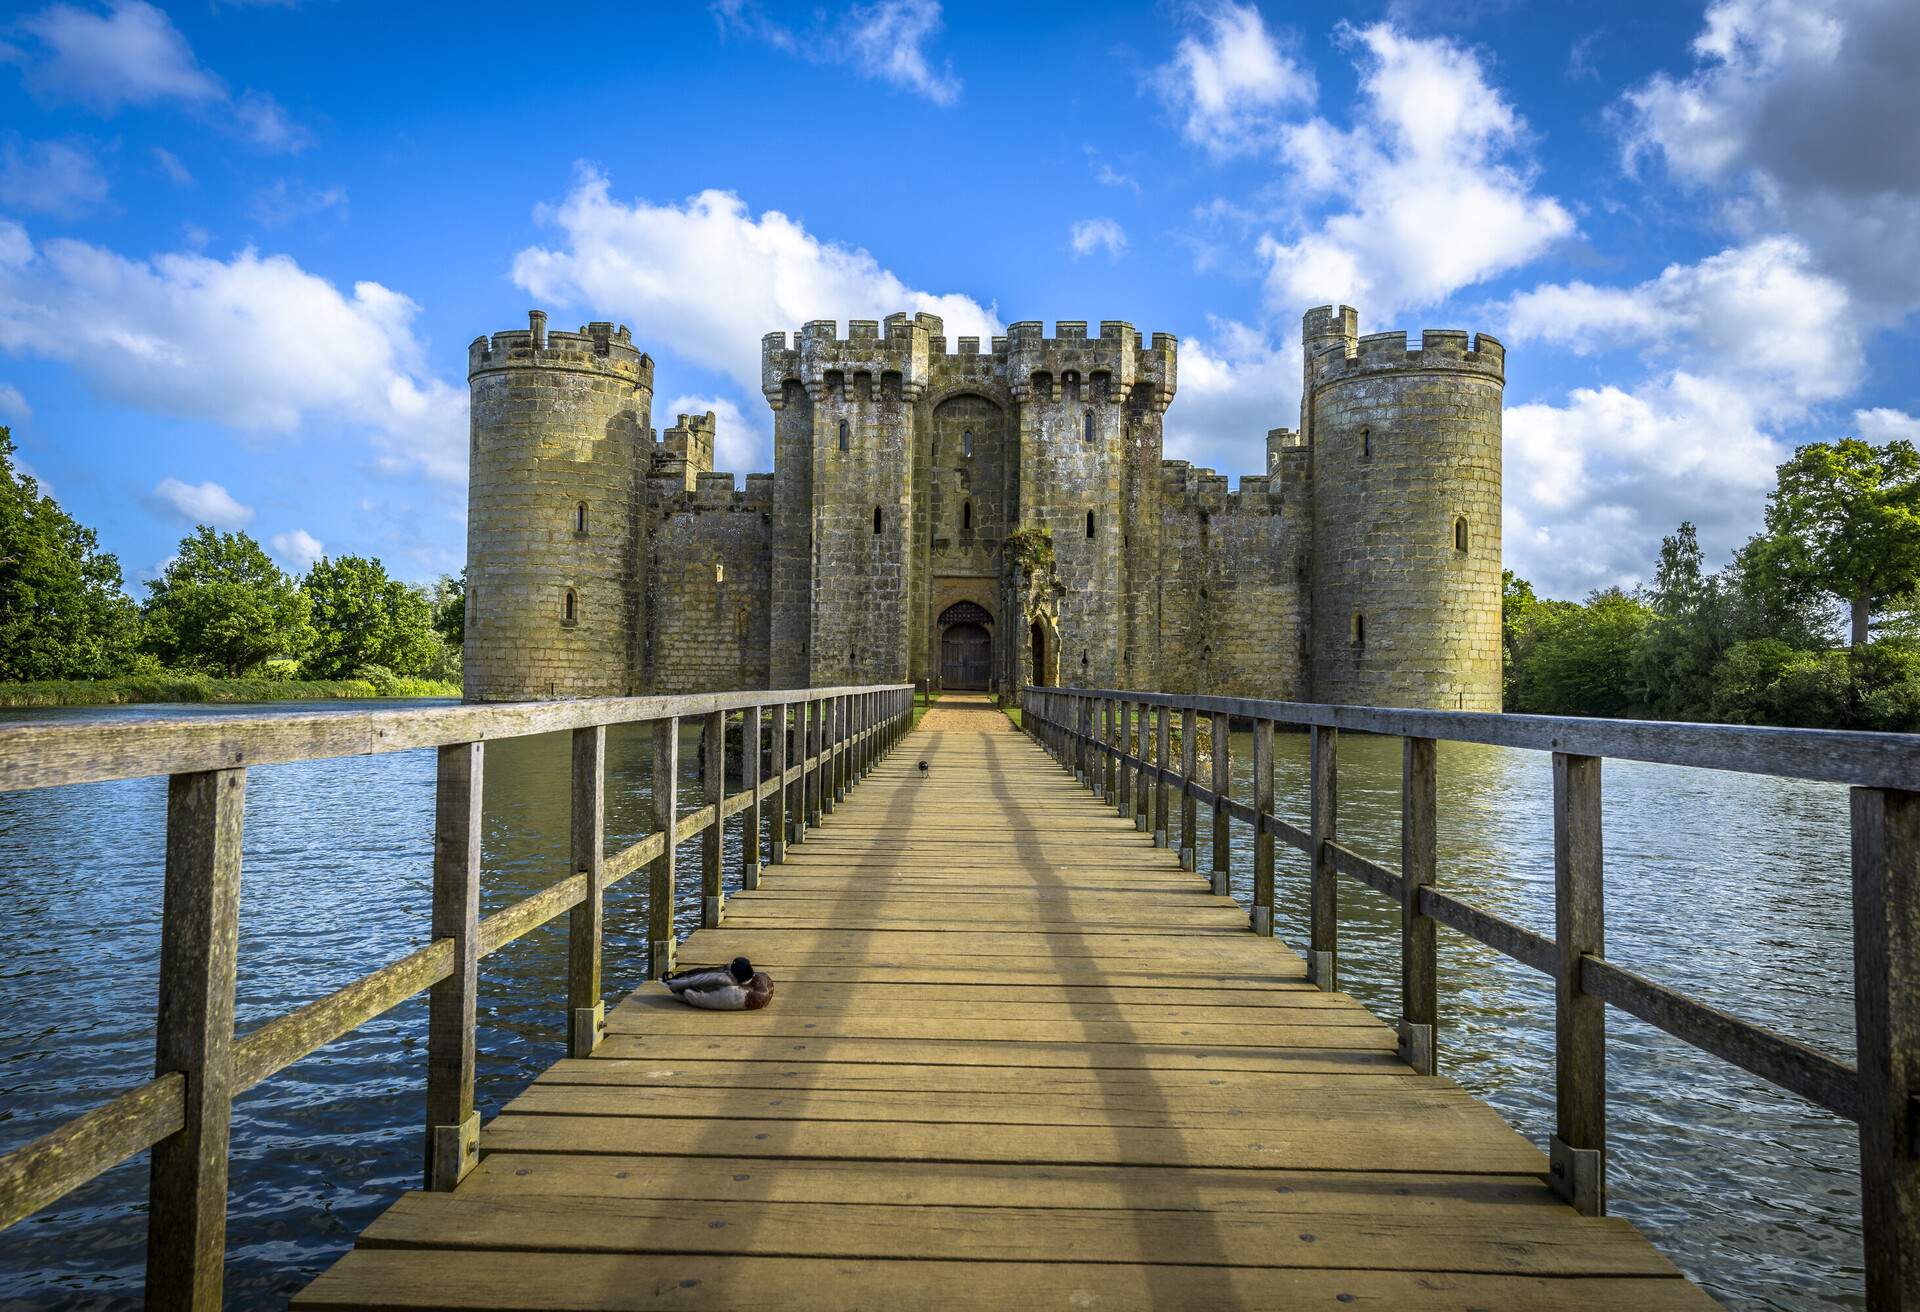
911, 691, 942, 729
0, 674, 460, 709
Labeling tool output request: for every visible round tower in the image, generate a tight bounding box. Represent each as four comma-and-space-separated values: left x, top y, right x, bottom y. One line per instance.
464, 312, 653, 701
1306, 312, 1504, 710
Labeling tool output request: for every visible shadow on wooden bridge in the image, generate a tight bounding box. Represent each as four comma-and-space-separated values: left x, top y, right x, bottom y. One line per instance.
295, 693, 1716, 1310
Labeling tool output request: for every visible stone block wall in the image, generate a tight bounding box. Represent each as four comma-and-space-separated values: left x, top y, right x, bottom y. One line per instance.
644, 473, 773, 693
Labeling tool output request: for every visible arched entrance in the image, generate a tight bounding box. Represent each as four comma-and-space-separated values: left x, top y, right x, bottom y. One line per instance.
938, 601, 993, 690
1029, 620, 1049, 688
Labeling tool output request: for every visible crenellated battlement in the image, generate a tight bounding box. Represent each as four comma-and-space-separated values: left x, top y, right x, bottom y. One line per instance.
657, 470, 775, 515
1307, 325, 1505, 387
761, 311, 947, 407
469, 311, 653, 384
1161, 459, 1284, 511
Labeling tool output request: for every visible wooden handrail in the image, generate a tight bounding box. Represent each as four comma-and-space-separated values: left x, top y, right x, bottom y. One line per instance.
1021, 683, 1919, 1311
0, 683, 915, 1307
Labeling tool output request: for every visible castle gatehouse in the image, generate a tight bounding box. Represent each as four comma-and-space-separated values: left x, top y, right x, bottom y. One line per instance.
462, 306, 1504, 710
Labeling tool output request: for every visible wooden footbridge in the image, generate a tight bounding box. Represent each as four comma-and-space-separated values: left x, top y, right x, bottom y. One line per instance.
0, 684, 1915, 1309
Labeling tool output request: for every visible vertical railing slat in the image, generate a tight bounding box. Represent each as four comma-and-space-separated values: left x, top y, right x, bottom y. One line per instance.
771, 701, 789, 864
1253, 719, 1275, 936
649, 718, 680, 979
146, 766, 246, 1310
1309, 725, 1338, 990
1210, 711, 1231, 897
1179, 705, 1198, 872
1852, 784, 1919, 1312
1399, 736, 1437, 1076
425, 742, 481, 1192
567, 726, 606, 1058
744, 705, 763, 888
1153, 706, 1170, 848
1116, 702, 1132, 821
1551, 751, 1606, 1216
702, 710, 726, 928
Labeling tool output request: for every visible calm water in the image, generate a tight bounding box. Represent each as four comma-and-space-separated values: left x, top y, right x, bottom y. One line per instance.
0, 703, 1864, 1309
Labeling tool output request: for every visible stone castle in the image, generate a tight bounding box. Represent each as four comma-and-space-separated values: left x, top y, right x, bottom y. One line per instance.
462, 305, 1504, 709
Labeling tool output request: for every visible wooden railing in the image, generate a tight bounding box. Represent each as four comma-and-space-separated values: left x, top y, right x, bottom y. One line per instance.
1022, 685, 1919, 1312
0, 683, 914, 1309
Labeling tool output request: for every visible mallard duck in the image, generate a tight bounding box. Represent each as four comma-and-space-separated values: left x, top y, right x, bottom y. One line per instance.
662, 957, 774, 1010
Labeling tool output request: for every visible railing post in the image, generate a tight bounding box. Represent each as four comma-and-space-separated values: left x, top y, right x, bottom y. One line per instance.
650, 718, 679, 979
744, 705, 763, 888
1399, 737, 1437, 1076
1210, 711, 1231, 897
1551, 751, 1606, 1216
1309, 725, 1338, 989
1102, 699, 1116, 805
1153, 706, 1170, 848
145, 766, 245, 1311
1852, 785, 1920, 1310
1253, 718, 1275, 936
425, 742, 481, 1192
1116, 701, 1132, 820
1179, 705, 1197, 872
821, 698, 837, 815
702, 709, 726, 928
770, 702, 789, 863
567, 726, 606, 1058
1134, 701, 1150, 832
805, 699, 822, 831
835, 694, 848, 802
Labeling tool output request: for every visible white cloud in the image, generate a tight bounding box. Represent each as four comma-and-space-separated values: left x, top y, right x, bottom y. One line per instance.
1068, 218, 1127, 261
1257, 22, 1573, 316
1619, 0, 1920, 316
248, 179, 347, 227
512, 171, 1000, 396
714, 0, 961, 105
1506, 237, 1858, 408
1855, 407, 1920, 443
0, 137, 110, 217
1162, 317, 1298, 476
0, 219, 465, 482
0, 383, 28, 420
664, 393, 770, 475
1154, 2, 1314, 157
270, 527, 323, 570
153, 476, 252, 527
16, 0, 220, 112
10, 1, 310, 152
151, 144, 191, 185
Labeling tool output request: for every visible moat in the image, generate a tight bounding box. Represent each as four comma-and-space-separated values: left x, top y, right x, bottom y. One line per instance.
0, 702, 1861, 1310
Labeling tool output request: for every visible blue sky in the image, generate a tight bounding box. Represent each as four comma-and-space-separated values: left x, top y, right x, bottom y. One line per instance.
0, 0, 1915, 600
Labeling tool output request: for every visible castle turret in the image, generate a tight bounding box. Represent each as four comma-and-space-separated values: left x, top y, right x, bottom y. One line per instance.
464, 312, 653, 701
1304, 310, 1503, 710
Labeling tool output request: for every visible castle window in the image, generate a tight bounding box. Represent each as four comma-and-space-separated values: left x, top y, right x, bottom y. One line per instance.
1361, 427, 1372, 460
1086, 510, 1096, 539
1351, 611, 1365, 649
574, 502, 589, 535
716, 562, 725, 584
962, 429, 973, 458
562, 588, 578, 626
1454, 516, 1469, 553
1084, 411, 1095, 443
873, 506, 883, 535
838, 419, 850, 452
962, 500, 972, 532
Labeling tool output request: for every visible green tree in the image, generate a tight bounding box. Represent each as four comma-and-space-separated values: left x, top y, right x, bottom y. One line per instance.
1513, 588, 1654, 717
1501, 570, 1574, 711
301, 554, 439, 678
428, 570, 465, 647
1755, 438, 1920, 648
0, 428, 140, 679
143, 527, 314, 677
1633, 523, 1735, 719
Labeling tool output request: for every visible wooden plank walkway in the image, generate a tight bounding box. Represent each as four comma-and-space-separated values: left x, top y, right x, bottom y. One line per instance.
295, 694, 1717, 1310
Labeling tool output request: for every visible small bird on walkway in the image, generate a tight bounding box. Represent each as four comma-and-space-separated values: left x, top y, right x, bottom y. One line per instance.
662, 957, 774, 1010
918, 759, 930, 777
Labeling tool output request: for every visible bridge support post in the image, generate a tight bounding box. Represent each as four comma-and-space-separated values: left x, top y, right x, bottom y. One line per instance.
1210, 712, 1231, 897
771, 702, 789, 864
806, 699, 823, 830
1179, 706, 1197, 872
1253, 719, 1275, 936
425, 743, 481, 1192
1135, 702, 1151, 832
1399, 737, 1437, 1076
146, 766, 245, 1310
1852, 785, 1920, 1311
702, 710, 725, 928
1551, 751, 1606, 1216
1153, 707, 1170, 848
1116, 702, 1132, 821
568, 727, 606, 1058
649, 718, 680, 980
744, 705, 763, 888
1309, 726, 1338, 989
1103, 699, 1116, 806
